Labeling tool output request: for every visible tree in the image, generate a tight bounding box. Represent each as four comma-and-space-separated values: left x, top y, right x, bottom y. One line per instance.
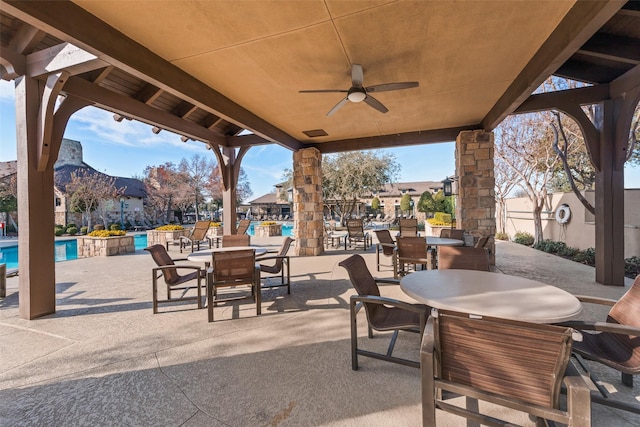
0, 173, 18, 232
143, 163, 184, 223
371, 196, 380, 211
417, 191, 435, 214
322, 151, 400, 223
67, 169, 124, 230
400, 193, 412, 215
495, 113, 559, 244
494, 155, 519, 234
178, 154, 215, 221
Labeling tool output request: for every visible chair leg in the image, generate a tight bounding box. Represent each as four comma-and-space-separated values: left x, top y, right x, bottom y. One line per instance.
622, 373, 633, 387
350, 299, 359, 371
255, 267, 262, 315
152, 273, 159, 314
207, 272, 214, 322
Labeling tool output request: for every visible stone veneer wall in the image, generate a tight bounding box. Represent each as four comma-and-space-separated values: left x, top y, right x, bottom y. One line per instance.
455, 130, 496, 263
77, 235, 135, 257
293, 148, 324, 256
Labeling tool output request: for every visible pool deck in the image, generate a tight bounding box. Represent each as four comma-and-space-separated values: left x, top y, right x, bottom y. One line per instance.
1, 236, 639, 426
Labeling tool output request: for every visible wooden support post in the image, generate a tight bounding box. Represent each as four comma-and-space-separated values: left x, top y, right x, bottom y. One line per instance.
594, 100, 625, 286
16, 76, 56, 318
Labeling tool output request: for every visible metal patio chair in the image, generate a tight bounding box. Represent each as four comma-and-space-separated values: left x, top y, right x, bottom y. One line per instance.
144, 244, 203, 313
373, 229, 396, 271
177, 220, 212, 253
436, 246, 490, 271
339, 254, 428, 370
422, 309, 591, 426
258, 237, 294, 294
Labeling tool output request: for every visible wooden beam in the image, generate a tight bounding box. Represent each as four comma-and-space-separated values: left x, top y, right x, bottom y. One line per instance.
482, 1, 625, 130
26, 42, 108, 78
1, 0, 303, 151
0, 45, 25, 80
136, 83, 163, 105
9, 22, 45, 55
307, 125, 479, 154
554, 59, 629, 85
610, 64, 640, 97
63, 76, 228, 146
515, 85, 611, 114
226, 134, 273, 148
37, 71, 68, 171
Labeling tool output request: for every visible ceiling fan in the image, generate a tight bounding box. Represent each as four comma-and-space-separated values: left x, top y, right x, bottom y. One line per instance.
299, 64, 419, 116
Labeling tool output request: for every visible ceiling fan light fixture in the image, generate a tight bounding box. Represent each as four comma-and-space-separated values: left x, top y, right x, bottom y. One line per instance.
347, 89, 366, 103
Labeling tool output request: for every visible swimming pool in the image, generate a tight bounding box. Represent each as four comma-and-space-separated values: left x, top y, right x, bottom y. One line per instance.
0, 234, 149, 270
247, 222, 294, 237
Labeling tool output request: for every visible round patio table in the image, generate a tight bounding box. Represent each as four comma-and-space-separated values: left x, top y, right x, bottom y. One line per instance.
187, 246, 267, 263
425, 237, 464, 247
400, 269, 582, 323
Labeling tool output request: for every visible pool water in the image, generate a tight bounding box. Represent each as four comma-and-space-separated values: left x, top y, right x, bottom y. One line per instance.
0, 234, 149, 270
247, 222, 294, 237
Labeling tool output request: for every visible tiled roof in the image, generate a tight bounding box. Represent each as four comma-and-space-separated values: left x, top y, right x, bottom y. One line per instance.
54, 164, 148, 198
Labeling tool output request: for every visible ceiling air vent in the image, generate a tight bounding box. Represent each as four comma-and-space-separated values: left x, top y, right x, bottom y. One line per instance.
303, 129, 328, 138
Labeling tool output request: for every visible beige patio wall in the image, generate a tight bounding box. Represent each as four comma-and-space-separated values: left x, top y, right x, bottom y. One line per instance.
503, 189, 640, 257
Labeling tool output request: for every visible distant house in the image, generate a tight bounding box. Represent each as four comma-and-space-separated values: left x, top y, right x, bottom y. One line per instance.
247, 182, 291, 219
0, 138, 148, 229
247, 180, 446, 222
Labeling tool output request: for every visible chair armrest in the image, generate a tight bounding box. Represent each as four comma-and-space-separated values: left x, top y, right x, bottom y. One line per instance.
152, 265, 201, 277
574, 295, 617, 306
377, 243, 396, 249
350, 294, 428, 314
559, 320, 640, 336
178, 236, 192, 242
256, 250, 279, 259
375, 278, 400, 285
257, 255, 289, 263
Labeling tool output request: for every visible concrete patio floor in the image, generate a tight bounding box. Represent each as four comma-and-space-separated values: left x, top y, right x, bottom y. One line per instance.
1, 236, 639, 426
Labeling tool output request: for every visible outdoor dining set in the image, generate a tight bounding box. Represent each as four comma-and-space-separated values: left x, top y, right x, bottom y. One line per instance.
143, 218, 640, 426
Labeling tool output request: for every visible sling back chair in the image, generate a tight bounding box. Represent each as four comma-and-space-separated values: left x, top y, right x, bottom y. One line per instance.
207, 249, 260, 322
422, 309, 591, 426
222, 234, 250, 247
436, 246, 490, 271
145, 244, 204, 313
560, 274, 640, 414
345, 219, 372, 251
373, 229, 396, 271
439, 228, 465, 240
398, 218, 419, 237
177, 220, 212, 253
258, 237, 294, 294
236, 219, 251, 235
339, 254, 428, 370
394, 236, 431, 278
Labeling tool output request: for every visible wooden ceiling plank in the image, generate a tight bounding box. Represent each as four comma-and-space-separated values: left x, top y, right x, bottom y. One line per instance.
482, 1, 625, 131
136, 83, 163, 105
579, 34, 640, 65
26, 42, 108, 78
174, 101, 198, 119
9, 22, 45, 54
63, 76, 228, 146
555, 59, 628, 84
0, 0, 302, 151
308, 126, 480, 154
226, 134, 272, 148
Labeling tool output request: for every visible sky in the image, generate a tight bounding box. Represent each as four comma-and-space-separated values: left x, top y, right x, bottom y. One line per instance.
1, 79, 639, 201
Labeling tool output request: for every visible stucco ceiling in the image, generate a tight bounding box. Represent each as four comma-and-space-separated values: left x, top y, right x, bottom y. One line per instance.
1, 1, 636, 153
71, 0, 574, 143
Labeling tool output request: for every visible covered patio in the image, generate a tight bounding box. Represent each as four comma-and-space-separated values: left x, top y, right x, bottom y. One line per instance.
0, 236, 638, 425
1, 1, 639, 319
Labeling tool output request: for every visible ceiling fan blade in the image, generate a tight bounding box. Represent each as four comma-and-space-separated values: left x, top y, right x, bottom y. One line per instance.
364, 94, 388, 113
326, 97, 349, 117
366, 82, 419, 93
351, 64, 364, 86
299, 89, 348, 93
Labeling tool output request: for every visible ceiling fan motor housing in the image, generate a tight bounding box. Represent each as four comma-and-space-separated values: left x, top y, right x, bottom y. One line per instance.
347, 87, 367, 103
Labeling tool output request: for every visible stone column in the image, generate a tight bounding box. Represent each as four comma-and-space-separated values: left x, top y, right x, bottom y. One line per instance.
455, 130, 496, 263
293, 148, 324, 256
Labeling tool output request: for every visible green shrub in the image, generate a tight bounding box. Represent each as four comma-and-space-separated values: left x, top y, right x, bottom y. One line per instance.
513, 231, 534, 246
495, 232, 509, 241
155, 224, 184, 231
93, 224, 105, 231
88, 230, 126, 237
533, 240, 578, 258
66, 223, 77, 230
625, 256, 640, 278
109, 223, 122, 231
433, 212, 452, 224
54, 227, 65, 236
66, 226, 78, 235
573, 248, 595, 266
80, 226, 88, 235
